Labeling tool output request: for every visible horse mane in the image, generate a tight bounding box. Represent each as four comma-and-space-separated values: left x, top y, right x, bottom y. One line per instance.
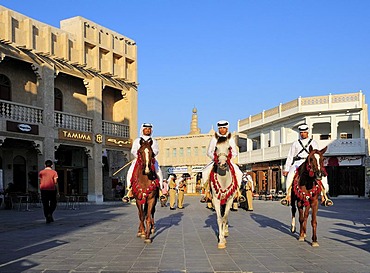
215, 132, 231, 144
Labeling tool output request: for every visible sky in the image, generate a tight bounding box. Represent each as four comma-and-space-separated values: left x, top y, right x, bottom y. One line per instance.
1, 0, 370, 136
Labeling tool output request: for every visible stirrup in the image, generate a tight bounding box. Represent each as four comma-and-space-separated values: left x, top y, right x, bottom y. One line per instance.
238, 195, 246, 203
323, 199, 333, 207
122, 196, 130, 203
280, 198, 290, 206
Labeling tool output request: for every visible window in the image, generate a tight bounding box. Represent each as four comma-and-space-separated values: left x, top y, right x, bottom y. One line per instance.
187, 147, 191, 157
54, 88, 63, 111
0, 74, 11, 101
172, 148, 177, 157
179, 148, 184, 157
320, 134, 331, 140
166, 148, 170, 157
202, 146, 206, 156
194, 147, 198, 156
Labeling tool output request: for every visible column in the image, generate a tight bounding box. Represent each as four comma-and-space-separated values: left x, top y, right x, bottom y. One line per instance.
85, 78, 103, 203
37, 63, 55, 167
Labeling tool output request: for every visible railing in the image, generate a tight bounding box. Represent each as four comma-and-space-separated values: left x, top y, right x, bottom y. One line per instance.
238, 138, 366, 164
0, 99, 43, 124
54, 111, 92, 131
0, 101, 130, 138
238, 92, 363, 130
102, 120, 129, 138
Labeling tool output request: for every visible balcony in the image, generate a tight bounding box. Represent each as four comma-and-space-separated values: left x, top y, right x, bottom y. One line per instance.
102, 120, 129, 138
54, 111, 92, 131
239, 138, 366, 164
0, 99, 43, 124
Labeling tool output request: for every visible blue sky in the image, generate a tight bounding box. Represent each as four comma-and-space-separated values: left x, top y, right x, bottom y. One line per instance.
2, 0, 370, 136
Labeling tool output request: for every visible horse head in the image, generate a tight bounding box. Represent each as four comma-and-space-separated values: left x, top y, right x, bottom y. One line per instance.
214, 136, 231, 172
306, 146, 328, 180
138, 138, 154, 176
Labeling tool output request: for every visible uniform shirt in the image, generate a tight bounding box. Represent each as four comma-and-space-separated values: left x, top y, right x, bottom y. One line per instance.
284, 137, 319, 172
39, 167, 58, 191
168, 178, 177, 190
130, 137, 159, 158
207, 134, 238, 160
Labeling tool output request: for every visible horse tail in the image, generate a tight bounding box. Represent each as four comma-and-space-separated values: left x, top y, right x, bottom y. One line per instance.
220, 203, 226, 217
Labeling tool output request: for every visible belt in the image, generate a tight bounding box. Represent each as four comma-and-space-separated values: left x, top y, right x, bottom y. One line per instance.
180, 190, 184, 191
170, 188, 176, 190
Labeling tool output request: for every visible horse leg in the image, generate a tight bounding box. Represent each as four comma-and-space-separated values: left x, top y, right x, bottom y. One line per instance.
213, 200, 226, 249
298, 202, 306, 241
311, 199, 319, 247
151, 202, 156, 234
290, 194, 297, 233
223, 200, 232, 238
136, 203, 145, 237
144, 199, 155, 243
217, 216, 226, 249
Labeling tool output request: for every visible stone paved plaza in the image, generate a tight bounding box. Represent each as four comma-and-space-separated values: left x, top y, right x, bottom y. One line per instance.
0, 196, 369, 273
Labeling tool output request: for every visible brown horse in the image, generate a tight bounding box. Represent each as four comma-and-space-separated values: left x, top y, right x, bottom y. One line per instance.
131, 138, 159, 243
290, 145, 328, 247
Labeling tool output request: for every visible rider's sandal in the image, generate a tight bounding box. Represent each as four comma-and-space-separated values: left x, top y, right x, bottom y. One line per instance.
200, 196, 207, 203
280, 198, 290, 206
122, 196, 130, 203
323, 199, 333, 207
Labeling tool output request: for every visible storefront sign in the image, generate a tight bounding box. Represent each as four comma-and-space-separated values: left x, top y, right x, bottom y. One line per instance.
324, 156, 362, 166
105, 137, 131, 148
191, 166, 205, 172
167, 166, 188, 174
95, 134, 103, 144
59, 129, 92, 143
7, 121, 39, 135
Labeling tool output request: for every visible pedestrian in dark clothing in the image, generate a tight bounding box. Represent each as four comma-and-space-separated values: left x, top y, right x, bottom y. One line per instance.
39, 160, 59, 223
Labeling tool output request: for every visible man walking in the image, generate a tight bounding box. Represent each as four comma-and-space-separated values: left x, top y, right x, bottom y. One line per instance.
39, 160, 59, 223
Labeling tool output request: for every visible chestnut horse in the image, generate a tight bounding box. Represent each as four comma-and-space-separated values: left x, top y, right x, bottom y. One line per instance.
210, 136, 239, 249
290, 145, 328, 247
131, 138, 159, 243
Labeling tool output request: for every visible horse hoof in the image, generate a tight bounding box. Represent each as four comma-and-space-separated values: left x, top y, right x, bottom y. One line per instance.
137, 232, 142, 237
144, 238, 152, 243
140, 233, 146, 238
290, 225, 296, 233
298, 236, 305, 242
151, 228, 155, 234
312, 242, 319, 247
218, 242, 226, 249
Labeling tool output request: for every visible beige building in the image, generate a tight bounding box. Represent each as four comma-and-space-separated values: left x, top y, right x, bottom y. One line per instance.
155, 108, 241, 193
0, 6, 138, 202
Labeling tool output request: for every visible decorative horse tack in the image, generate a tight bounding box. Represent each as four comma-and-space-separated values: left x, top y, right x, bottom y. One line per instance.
131, 154, 159, 204
210, 148, 238, 205
292, 174, 322, 207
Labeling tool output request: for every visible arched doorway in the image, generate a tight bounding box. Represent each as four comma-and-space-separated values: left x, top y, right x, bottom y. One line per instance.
13, 155, 26, 192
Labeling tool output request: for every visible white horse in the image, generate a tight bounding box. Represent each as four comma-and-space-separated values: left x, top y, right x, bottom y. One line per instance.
210, 136, 238, 249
